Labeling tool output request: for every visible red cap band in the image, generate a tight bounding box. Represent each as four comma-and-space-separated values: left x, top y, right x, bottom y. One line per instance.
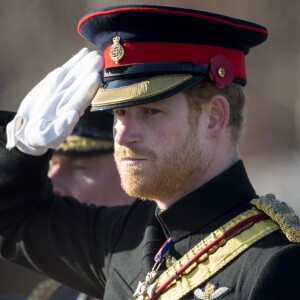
104, 42, 246, 79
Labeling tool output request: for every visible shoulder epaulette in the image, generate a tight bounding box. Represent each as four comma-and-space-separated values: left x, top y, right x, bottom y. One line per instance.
251, 194, 300, 243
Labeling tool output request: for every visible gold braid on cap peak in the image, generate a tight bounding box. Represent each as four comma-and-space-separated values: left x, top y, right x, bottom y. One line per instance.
251, 194, 300, 243
57, 135, 114, 153
92, 74, 192, 107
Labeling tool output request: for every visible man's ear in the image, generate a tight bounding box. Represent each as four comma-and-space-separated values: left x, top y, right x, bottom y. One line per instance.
205, 95, 230, 139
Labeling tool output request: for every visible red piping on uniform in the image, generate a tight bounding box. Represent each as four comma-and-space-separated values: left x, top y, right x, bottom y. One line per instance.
77, 7, 268, 36
149, 213, 269, 300
104, 42, 246, 79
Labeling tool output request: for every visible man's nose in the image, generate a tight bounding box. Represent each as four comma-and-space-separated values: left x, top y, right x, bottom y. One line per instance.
114, 115, 142, 146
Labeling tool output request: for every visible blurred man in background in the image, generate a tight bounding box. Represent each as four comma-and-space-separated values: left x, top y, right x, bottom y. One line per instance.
48, 108, 132, 206
28, 109, 133, 300
1, 109, 132, 300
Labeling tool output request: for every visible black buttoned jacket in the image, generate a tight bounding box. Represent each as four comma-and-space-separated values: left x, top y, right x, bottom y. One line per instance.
0, 144, 300, 299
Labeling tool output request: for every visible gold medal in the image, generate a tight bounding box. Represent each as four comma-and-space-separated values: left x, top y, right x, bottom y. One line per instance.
109, 36, 124, 64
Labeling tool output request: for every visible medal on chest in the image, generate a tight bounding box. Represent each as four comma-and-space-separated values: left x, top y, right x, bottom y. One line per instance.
133, 238, 173, 299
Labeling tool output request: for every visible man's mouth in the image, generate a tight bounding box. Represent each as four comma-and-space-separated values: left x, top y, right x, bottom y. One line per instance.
120, 157, 147, 163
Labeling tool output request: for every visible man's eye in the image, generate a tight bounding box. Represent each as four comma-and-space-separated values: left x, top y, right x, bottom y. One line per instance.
113, 109, 126, 116
145, 108, 160, 115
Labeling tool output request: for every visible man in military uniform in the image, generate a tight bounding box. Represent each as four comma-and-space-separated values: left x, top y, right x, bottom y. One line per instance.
0, 4, 300, 300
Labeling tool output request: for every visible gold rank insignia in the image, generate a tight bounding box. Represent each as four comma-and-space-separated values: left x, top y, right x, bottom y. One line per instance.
109, 36, 125, 64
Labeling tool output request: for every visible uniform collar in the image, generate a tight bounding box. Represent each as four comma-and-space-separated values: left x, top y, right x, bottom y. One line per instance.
155, 160, 256, 243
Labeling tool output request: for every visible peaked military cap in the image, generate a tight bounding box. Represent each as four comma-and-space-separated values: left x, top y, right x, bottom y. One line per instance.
56, 109, 114, 156
78, 4, 268, 111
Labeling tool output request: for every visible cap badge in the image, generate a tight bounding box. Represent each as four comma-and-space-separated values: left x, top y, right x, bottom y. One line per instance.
109, 36, 125, 64
209, 54, 234, 88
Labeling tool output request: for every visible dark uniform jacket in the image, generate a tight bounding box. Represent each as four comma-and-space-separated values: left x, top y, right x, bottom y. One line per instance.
0, 141, 300, 299
27, 279, 96, 300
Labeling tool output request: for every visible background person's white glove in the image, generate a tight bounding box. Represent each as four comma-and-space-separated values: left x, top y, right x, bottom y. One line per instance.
6, 48, 103, 156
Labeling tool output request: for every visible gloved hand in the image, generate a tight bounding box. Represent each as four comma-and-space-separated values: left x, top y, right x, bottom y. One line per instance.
6, 48, 103, 156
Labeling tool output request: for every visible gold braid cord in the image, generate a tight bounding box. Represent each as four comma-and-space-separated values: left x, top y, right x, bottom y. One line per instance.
153, 207, 279, 300
251, 194, 300, 243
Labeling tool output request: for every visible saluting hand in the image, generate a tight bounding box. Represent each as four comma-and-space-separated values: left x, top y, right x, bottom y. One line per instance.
6, 48, 103, 156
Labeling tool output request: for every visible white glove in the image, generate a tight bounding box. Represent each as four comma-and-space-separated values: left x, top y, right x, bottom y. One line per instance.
6, 48, 103, 156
